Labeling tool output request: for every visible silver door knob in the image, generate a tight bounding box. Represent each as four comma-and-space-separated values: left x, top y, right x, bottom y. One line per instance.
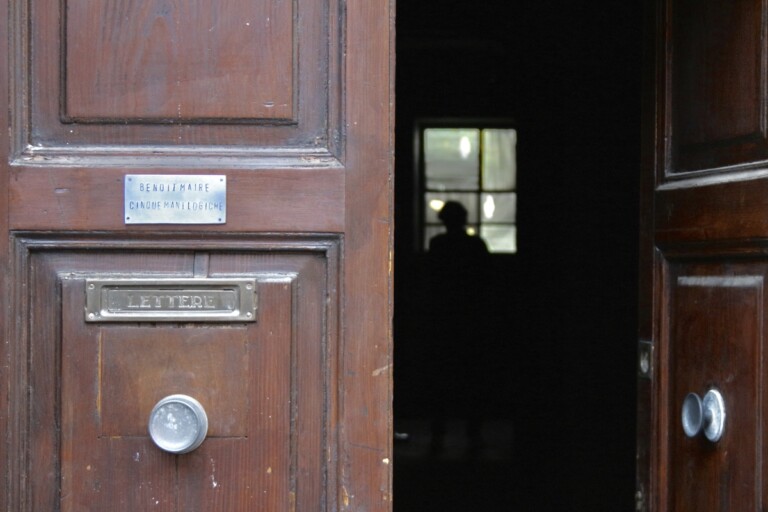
148, 394, 209, 454
681, 389, 725, 442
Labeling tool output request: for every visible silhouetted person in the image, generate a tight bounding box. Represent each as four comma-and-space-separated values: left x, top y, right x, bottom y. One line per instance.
426, 201, 489, 458
429, 201, 489, 258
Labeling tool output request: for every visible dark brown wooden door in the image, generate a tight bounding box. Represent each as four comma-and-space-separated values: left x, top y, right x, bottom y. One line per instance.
640, 1, 768, 510
0, 2, 394, 511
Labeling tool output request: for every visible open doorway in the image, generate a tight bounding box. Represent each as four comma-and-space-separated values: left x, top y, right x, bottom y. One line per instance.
393, 2, 642, 510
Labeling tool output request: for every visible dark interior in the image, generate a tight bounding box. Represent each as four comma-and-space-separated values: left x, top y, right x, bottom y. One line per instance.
393, 2, 642, 510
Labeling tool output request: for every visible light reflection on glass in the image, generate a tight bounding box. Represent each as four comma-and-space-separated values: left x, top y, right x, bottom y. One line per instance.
459, 136, 472, 159
429, 199, 446, 212
483, 195, 496, 219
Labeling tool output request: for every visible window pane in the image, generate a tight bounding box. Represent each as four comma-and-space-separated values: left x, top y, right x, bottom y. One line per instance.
480, 225, 517, 253
480, 193, 516, 223
424, 193, 479, 224
424, 128, 480, 190
481, 129, 516, 190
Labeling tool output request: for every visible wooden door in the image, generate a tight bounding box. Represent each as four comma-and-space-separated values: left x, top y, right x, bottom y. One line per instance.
0, 2, 394, 511
639, 1, 768, 510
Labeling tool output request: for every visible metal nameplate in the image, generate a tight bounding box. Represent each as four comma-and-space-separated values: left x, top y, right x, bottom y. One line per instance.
85, 278, 257, 322
124, 175, 226, 224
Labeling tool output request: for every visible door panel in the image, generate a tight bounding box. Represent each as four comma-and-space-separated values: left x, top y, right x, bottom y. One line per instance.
64, 1, 295, 121
642, 0, 768, 510
666, 267, 763, 510
20, 236, 336, 512
0, 0, 393, 509
669, 0, 764, 172
26, 0, 338, 149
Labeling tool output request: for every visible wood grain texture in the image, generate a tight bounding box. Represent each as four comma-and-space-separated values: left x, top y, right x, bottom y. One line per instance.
671, 1, 762, 145
100, 328, 250, 437
0, 0, 10, 509
2, 0, 392, 509
65, 0, 294, 121
19, 0, 341, 153
339, 0, 395, 510
655, 177, 768, 244
10, 236, 338, 511
645, 1, 768, 510
9, 167, 345, 233
667, 269, 763, 511
663, 0, 768, 174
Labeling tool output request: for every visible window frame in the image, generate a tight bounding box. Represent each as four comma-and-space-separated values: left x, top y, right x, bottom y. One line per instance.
414, 118, 518, 253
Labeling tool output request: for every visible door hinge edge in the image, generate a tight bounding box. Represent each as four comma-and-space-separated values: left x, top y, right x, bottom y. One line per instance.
638, 339, 653, 379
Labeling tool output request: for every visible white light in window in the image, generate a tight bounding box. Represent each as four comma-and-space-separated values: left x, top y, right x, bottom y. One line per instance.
459, 136, 472, 159
429, 199, 445, 211
483, 195, 496, 219
466, 227, 476, 236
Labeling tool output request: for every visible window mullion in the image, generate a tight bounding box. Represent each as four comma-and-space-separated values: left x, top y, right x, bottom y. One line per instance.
477, 129, 484, 234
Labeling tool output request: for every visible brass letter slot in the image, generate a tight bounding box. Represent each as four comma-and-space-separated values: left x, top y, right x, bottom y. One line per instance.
85, 278, 257, 322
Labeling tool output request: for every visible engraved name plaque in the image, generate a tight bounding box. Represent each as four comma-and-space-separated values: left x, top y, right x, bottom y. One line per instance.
85, 278, 257, 322
124, 175, 226, 224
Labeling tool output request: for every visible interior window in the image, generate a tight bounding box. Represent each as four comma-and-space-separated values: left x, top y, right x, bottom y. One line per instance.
420, 124, 517, 253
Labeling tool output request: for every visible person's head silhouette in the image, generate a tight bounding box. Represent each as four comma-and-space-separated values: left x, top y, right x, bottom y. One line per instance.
438, 201, 468, 233
430, 201, 488, 256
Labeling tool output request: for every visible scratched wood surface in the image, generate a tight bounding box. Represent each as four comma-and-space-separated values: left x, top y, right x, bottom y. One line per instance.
24, 0, 339, 151
21, 246, 332, 512
667, 266, 762, 511
1, 0, 393, 510
65, 0, 294, 121
99, 327, 250, 437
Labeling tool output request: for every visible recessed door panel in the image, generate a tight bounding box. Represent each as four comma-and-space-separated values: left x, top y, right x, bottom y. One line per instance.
665, 266, 763, 510
65, 1, 295, 122
665, 0, 768, 174
22, 0, 340, 152
18, 236, 336, 512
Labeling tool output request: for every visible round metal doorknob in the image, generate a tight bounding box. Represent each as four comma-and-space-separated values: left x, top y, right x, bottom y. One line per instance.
681, 393, 704, 438
681, 389, 726, 442
148, 394, 209, 454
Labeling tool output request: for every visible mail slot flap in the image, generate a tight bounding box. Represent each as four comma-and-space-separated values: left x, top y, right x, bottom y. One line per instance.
85, 278, 257, 322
